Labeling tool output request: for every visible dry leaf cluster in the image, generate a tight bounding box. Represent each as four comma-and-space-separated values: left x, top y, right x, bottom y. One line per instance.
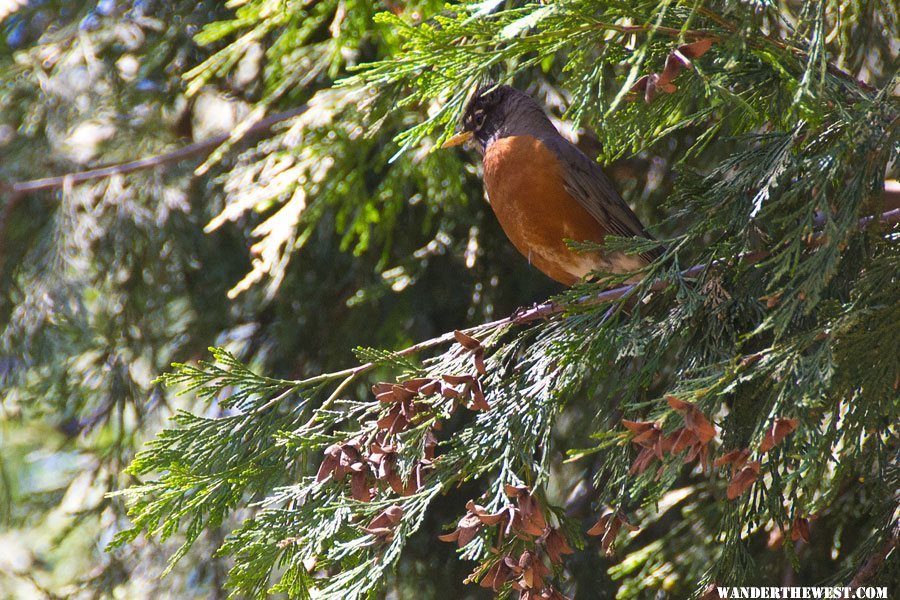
444, 484, 574, 599
623, 396, 717, 477
628, 38, 715, 103
586, 511, 639, 556
315, 331, 492, 540
623, 400, 800, 501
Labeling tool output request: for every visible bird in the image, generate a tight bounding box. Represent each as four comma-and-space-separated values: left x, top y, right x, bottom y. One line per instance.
442, 84, 662, 285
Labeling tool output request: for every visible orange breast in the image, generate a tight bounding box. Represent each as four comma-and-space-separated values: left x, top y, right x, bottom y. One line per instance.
483, 135, 608, 285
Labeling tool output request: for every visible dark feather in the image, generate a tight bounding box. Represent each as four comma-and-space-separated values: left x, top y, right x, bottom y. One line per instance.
548, 136, 664, 263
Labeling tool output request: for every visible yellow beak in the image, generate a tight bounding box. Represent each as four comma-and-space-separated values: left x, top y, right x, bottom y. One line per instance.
441, 130, 474, 148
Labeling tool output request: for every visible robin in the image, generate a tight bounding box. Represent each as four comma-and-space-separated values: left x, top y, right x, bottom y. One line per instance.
442, 84, 662, 285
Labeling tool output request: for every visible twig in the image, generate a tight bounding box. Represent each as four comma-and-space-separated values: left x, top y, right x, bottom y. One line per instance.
849, 529, 897, 587
589, 21, 711, 39
0, 105, 310, 272
296, 372, 360, 430
487, 207, 896, 329
4, 105, 309, 196
591, 10, 876, 94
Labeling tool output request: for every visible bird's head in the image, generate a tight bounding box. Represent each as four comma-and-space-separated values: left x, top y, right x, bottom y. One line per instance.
442, 84, 534, 152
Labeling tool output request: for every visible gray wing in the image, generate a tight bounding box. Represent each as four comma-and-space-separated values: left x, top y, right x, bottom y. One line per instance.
546, 135, 664, 263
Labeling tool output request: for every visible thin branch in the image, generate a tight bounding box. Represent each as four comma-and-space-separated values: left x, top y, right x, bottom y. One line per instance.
479, 207, 899, 331
278, 208, 900, 401
3, 105, 309, 196
0, 105, 310, 273
850, 527, 898, 587
694, 5, 877, 92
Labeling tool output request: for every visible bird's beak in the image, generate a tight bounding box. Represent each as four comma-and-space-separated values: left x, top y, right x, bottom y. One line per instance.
441, 130, 474, 148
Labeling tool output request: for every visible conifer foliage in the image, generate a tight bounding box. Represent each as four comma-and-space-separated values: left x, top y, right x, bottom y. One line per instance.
1, 1, 897, 598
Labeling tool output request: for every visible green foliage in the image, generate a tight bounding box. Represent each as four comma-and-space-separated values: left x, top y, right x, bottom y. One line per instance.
1, 0, 897, 599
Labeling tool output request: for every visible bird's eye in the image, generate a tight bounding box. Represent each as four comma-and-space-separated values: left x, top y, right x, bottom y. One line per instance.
473, 110, 486, 130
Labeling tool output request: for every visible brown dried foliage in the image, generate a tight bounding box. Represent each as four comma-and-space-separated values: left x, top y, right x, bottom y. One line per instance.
449, 485, 573, 599
315, 360, 493, 508
726, 460, 761, 500
454, 330, 487, 375
361, 504, 404, 541
628, 38, 714, 102
587, 511, 639, 556
759, 418, 799, 453
791, 516, 811, 543
623, 398, 717, 477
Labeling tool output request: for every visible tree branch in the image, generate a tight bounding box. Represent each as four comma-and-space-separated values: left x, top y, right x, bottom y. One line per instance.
850, 526, 898, 587
3, 105, 309, 197
589, 9, 877, 94
0, 105, 309, 273
279, 207, 900, 394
